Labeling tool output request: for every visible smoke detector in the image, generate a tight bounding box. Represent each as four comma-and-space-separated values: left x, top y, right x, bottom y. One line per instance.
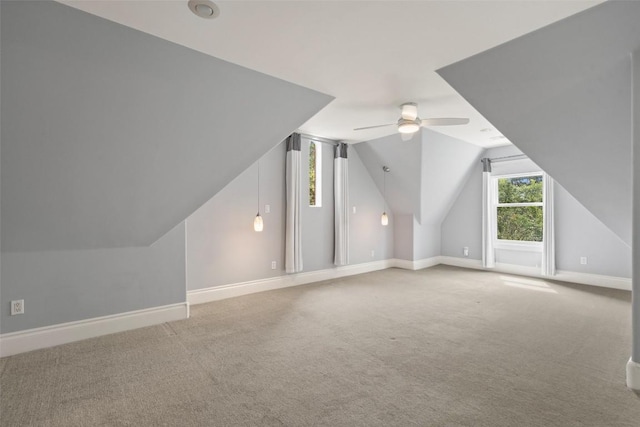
188, 0, 220, 19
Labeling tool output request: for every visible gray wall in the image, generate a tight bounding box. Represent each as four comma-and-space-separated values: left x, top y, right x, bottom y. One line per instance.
356, 129, 482, 261
420, 129, 484, 225
413, 222, 441, 260
555, 184, 631, 277
438, 1, 640, 245
393, 215, 415, 261
1, 0, 332, 252
1, 1, 331, 333
1, 224, 186, 333
441, 147, 631, 278
441, 161, 483, 260
347, 146, 395, 265
354, 134, 422, 218
186, 140, 393, 291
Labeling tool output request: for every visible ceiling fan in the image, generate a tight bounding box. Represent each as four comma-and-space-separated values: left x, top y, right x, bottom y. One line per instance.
354, 102, 470, 141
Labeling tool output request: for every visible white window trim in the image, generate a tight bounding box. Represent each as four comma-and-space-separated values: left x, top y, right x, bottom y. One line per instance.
492, 172, 544, 252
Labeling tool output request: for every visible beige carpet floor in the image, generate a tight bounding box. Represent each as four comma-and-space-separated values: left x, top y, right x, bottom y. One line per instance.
1, 265, 639, 426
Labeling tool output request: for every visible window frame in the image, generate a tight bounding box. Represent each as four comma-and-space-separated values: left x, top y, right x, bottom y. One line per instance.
492, 172, 544, 252
308, 140, 322, 207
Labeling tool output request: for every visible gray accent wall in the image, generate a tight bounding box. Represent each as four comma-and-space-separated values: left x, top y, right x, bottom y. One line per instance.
186, 140, 393, 291
1, 0, 332, 333
441, 147, 631, 278
1, 224, 186, 334
438, 1, 640, 245
1, 0, 332, 252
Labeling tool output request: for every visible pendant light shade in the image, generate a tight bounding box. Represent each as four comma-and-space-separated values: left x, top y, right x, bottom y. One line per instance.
254, 213, 263, 232
381, 212, 389, 226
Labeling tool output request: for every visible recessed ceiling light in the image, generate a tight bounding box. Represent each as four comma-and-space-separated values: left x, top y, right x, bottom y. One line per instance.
490, 135, 507, 141
480, 128, 494, 133
188, 0, 220, 19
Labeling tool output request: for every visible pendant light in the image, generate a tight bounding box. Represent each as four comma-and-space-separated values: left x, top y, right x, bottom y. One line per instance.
381, 166, 389, 226
254, 161, 263, 232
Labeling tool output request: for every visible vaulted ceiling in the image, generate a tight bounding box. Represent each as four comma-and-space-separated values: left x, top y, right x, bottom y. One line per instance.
59, 0, 602, 146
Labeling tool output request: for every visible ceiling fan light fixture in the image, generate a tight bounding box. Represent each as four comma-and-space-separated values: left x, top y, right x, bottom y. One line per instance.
397, 119, 421, 134
400, 102, 418, 120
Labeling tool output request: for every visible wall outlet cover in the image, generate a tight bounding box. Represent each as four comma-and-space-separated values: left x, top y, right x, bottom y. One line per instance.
11, 299, 25, 315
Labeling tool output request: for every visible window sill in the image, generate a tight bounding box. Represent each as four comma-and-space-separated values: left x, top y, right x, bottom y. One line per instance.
494, 240, 543, 252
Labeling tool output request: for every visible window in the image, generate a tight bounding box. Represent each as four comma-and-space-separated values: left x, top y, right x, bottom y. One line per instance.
309, 141, 322, 207
494, 173, 543, 247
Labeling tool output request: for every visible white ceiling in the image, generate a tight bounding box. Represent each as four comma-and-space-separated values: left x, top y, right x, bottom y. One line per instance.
59, 0, 603, 146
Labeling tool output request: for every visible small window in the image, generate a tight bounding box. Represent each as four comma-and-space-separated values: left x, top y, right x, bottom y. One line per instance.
495, 174, 543, 243
309, 141, 322, 207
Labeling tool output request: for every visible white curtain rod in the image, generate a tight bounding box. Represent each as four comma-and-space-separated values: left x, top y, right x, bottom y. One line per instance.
485, 154, 528, 163
298, 132, 341, 146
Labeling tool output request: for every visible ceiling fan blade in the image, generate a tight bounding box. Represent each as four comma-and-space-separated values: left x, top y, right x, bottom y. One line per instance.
353, 123, 395, 131
401, 133, 414, 142
400, 102, 418, 120
421, 117, 470, 126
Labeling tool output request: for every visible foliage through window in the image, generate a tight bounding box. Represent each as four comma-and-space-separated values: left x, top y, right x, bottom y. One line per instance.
496, 174, 543, 242
309, 141, 322, 207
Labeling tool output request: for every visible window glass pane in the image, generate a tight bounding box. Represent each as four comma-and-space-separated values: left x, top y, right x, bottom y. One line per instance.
497, 206, 543, 241
498, 175, 543, 203
309, 142, 316, 206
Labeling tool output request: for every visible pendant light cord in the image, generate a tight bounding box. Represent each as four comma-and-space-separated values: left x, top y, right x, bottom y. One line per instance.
257, 161, 260, 213
383, 167, 386, 211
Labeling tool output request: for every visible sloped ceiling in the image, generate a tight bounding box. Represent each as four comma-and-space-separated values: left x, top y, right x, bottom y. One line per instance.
438, 0, 640, 245
57, 0, 602, 146
354, 130, 482, 225
1, 0, 332, 251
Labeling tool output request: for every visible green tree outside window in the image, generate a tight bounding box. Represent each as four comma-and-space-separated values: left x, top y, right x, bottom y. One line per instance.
496, 175, 543, 242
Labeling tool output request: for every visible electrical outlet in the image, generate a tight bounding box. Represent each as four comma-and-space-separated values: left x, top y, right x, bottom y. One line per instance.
271, 261, 277, 270
352, 206, 357, 214
11, 299, 24, 316
463, 247, 469, 257
580, 257, 587, 265
371, 250, 375, 257
265, 204, 271, 214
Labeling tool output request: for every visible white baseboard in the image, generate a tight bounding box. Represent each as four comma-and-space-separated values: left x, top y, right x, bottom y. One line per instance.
190, 256, 630, 307
553, 271, 631, 291
391, 256, 440, 271
0, 302, 189, 358
627, 358, 640, 390
438, 256, 631, 291
188, 259, 394, 305
1, 256, 630, 358
437, 256, 484, 270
